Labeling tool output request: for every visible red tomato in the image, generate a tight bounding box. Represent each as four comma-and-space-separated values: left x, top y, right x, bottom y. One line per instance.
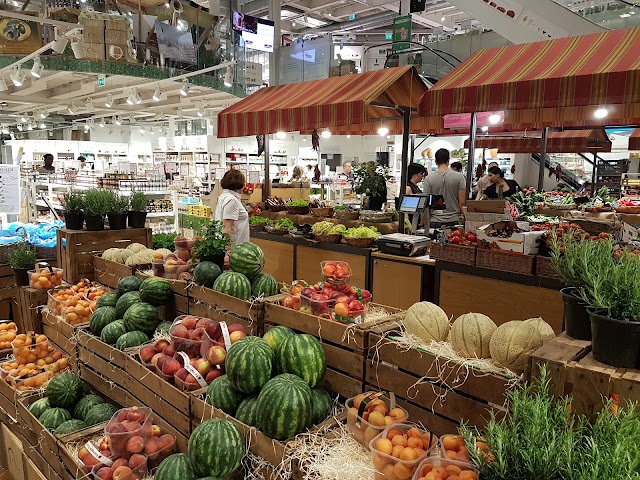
451, 230, 461, 237
465, 233, 477, 242
450, 236, 461, 244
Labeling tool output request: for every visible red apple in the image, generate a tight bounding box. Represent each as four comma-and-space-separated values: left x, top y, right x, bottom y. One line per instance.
161, 358, 180, 377
314, 294, 330, 301
181, 316, 197, 330
206, 369, 224, 382
205, 321, 221, 340
336, 295, 350, 304
229, 331, 246, 344
99, 437, 110, 451
349, 300, 364, 311
321, 287, 334, 297
139, 345, 157, 364
206, 345, 226, 365
361, 289, 371, 299
175, 368, 188, 381
113, 465, 133, 480
185, 374, 200, 386
290, 284, 305, 296
322, 263, 336, 276
334, 302, 350, 317
330, 290, 344, 300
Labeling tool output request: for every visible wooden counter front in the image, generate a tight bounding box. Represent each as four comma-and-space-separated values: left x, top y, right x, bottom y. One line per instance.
251, 237, 294, 284
297, 246, 368, 288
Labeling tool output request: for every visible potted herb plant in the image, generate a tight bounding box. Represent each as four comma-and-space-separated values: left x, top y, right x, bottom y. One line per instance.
107, 192, 129, 230
62, 189, 85, 230
128, 191, 148, 228
83, 189, 111, 231
193, 220, 231, 270
350, 162, 388, 211
7, 242, 36, 286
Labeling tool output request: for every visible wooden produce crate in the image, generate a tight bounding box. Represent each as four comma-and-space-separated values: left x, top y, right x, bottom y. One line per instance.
15, 287, 49, 334
56, 228, 152, 284
41, 310, 87, 358
77, 330, 191, 437
264, 294, 403, 399
92, 255, 138, 289
188, 285, 263, 335
366, 328, 517, 433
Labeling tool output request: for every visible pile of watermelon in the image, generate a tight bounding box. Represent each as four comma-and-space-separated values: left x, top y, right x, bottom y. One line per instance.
28, 372, 118, 435
192, 242, 279, 301
89, 276, 174, 350
205, 327, 332, 441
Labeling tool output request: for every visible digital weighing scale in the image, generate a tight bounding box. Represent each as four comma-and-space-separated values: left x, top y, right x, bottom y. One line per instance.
376, 194, 444, 257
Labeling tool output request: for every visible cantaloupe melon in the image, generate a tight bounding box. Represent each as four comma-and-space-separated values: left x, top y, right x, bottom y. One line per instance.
403, 302, 450, 343
524, 317, 555, 342
450, 313, 497, 359
489, 320, 544, 373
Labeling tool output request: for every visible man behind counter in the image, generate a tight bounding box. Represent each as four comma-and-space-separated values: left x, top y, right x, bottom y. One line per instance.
422, 148, 466, 229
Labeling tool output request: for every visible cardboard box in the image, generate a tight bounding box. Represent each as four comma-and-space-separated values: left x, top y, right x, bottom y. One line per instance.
81, 18, 105, 29
106, 43, 128, 61
82, 26, 105, 43
466, 200, 508, 214
476, 221, 545, 254
105, 17, 129, 31
83, 43, 105, 60
105, 29, 128, 44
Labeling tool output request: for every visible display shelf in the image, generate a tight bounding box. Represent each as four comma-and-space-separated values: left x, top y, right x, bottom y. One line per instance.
621, 173, 640, 197
594, 159, 629, 198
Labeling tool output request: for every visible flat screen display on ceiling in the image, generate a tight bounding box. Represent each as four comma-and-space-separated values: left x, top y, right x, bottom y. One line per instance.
232, 12, 274, 53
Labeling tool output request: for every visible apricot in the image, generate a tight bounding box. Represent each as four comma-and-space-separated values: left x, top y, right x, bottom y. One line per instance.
382, 464, 398, 480
387, 428, 403, 440
373, 453, 389, 470
407, 427, 421, 438
421, 464, 434, 476
442, 435, 461, 451
407, 437, 423, 449
369, 411, 387, 427
445, 465, 462, 476
353, 393, 367, 409
391, 445, 404, 458
388, 408, 406, 421
374, 438, 394, 455
424, 473, 438, 480
445, 450, 458, 460
432, 467, 449, 479
399, 447, 418, 461
391, 435, 408, 447
393, 462, 413, 480
459, 471, 477, 480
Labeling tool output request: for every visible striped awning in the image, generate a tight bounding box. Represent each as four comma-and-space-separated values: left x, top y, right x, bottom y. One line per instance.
464, 129, 612, 153
217, 66, 428, 138
630, 129, 640, 151
418, 28, 640, 128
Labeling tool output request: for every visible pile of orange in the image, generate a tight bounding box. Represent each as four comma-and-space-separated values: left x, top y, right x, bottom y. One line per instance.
0, 322, 17, 350
29, 267, 63, 290
416, 461, 478, 480
48, 285, 94, 325
371, 425, 438, 479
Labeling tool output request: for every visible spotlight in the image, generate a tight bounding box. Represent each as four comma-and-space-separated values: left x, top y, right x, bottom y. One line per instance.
149, 128, 155, 136
10, 68, 25, 87
20, 114, 28, 123
321, 129, 331, 138
441, 14, 446, 21
179, 80, 190, 96
16, 124, 22, 131
31, 56, 44, 78
594, 107, 608, 119
115, 115, 122, 126
127, 88, 138, 105
152, 84, 161, 101
1, 126, 8, 134
51, 28, 68, 54
197, 106, 205, 117
39, 122, 46, 129
0, 79, 7, 92
39, 110, 49, 119
481, 125, 488, 132
224, 66, 233, 87
27, 122, 33, 131
85, 98, 94, 112
139, 126, 145, 134
99, 118, 105, 128
303, 137, 307, 142
68, 103, 77, 115
276, 131, 286, 139
377, 125, 389, 136
84, 123, 90, 131
346, 135, 351, 139
105, 94, 113, 108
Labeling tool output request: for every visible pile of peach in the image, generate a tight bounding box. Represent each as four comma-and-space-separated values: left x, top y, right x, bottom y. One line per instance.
416, 461, 478, 480
48, 286, 93, 325
29, 267, 63, 289
0, 322, 17, 350
346, 393, 408, 447
371, 424, 438, 480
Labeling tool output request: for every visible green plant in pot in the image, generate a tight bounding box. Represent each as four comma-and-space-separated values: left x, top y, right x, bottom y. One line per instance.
107, 191, 129, 230
193, 220, 231, 270
62, 189, 85, 230
7, 242, 36, 286
128, 191, 148, 228
350, 162, 389, 211
83, 189, 111, 231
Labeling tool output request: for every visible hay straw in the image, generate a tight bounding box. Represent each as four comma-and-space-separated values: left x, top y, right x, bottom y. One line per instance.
365, 305, 395, 322
63, 431, 105, 462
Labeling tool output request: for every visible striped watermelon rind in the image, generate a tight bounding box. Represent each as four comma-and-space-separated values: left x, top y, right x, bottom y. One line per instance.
263, 326, 295, 352
257, 373, 313, 440
225, 337, 274, 394
73, 394, 105, 421
46, 373, 83, 408
96, 292, 119, 308
155, 453, 197, 480
229, 242, 264, 278
54, 419, 87, 435
115, 291, 141, 318
89, 306, 117, 336
188, 419, 246, 478
39, 408, 72, 430
235, 395, 259, 427
213, 272, 252, 301
139, 277, 174, 307
193, 262, 222, 288
84, 403, 118, 426
115, 330, 149, 350
28, 398, 50, 419
101, 320, 126, 345
116, 275, 141, 296
205, 375, 245, 416
309, 386, 333, 427
123, 302, 159, 334
276, 334, 327, 388
251, 273, 278, 298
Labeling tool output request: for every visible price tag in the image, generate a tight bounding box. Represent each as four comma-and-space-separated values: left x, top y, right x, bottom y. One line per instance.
220, 322, 232, 350
176, 351, 208, 388
85, 442, 112, 466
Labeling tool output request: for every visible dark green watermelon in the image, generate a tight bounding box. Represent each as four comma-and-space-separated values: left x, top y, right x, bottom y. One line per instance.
89, 306, 117, 336
309, 386, 333, 426
123, 302, 159, 334
235, 395, 259, 427
116, 275, 142, 296
206, 375, 244, 416
96, 292, 119, 308
115, 291, 141, 318
193, 262, 222, 288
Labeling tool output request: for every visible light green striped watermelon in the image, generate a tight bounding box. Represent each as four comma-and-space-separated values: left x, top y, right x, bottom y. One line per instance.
155, 453, 197, 480
193, 262, 222, 288
89, 306, 117, 336
188, 419, 246, 478
309, 387, 333, 426
276, 334, 326, 388
96, 292, 119, 308
251, 273, 278, 297
123, 302, 159, 334
46, 373, 83, 408
213, 272, 251, 301
263, 326, 295, 352
28, 398, 50, 419
229, 242, 264, 278
139, 277, 173, 306
116, 330, 149, 350
54, 419, 87, 435
205, 375, 244, 416
39, 408, 72, 430
257, 373, 313, 440
84, 403, 118, 426
73, 394, 105, 421
101, 320, 126, 345
235, 395, 259, 427
115, 291, 141, 318
225, 336, 273, 393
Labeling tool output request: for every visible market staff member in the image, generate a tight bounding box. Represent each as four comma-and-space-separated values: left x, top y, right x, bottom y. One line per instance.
475, 161, 498, 198
215, 169, 249, 250
406, 163, 427, 194
341, 161, 354, 180
484, 165, 522, 199
37, 154, 55, 174
422, 148, 466, 229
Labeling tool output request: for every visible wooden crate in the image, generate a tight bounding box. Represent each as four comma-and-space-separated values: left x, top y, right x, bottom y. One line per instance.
15, 287, 48, 334
366, 329, 516, 431
263, 295, 402, 399
41, 310, 87, 358
189, 285, 263, 330
56, 228, 152, 284
92, 256, 138, 289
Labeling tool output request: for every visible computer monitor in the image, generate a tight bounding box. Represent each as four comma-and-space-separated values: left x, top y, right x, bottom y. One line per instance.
399, 195, 428, 213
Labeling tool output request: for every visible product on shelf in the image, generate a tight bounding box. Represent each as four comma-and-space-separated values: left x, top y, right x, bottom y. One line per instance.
345, 392, 409, 448
29, 266, 63, 289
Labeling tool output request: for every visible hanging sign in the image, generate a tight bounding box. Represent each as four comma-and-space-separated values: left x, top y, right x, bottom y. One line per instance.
392, 15, 412, 52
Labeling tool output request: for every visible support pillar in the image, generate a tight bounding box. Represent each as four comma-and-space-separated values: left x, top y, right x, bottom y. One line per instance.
466, 112, 477, 198
538, 127, 548, 191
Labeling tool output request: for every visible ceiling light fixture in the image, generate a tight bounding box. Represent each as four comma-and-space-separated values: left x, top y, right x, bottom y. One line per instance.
27, 122, 33, 131
179, 80, 190, 96
68, 103, 77, 115
85, 98, 94, 112
39, 122, 46, 129
441, 14, 446, 21
152, 84, 161, 101
127, 88, 142, 105
31, 56, 44, 78
39, 110, 49, 119
139, 126, 145, 134
105, 94, 113, 108
594, 107, 608, 119
16, 124, 22, 131
51, 28, 68, 54
84, 123, 90, 131
10, 67, 25, 87
115, 115, 122, 125
19, 114, 27, 123
321, 129, 331, 138
347, 134, 351, 139
99, 118, 105, 128
0, 79, 7, 92
481, 125, 489, 132
276, 131, 286, 139
488, 113, 501, 124
197, 106, 205, 117
224, 66, 233, 87
1, 126, 8, 134
377, 125, 389, 136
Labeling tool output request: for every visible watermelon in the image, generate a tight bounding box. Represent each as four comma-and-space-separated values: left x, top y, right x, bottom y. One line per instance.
229, 242, 264, 278
116, 331, 149, 350
101, 320, 126, 345
39, 408, 72, 430
193, 262, 222, 288
46, 373, 83, 408
115, 291, 141, 318
225, 336, 273, 393
257, 374, 313, 440
84, 403, 118, 426
206, 375, 244, 416
89, 306, 117, 336
139, 277, 173, 306
213, 272, 251, 301
96, 292, 119, 308
73, 394, 105, 421
309, 387, 333, 426
263, 326, 295, 352
188, 419, 246, 478
155, 321, 173, 336
276, 334, 326, 388
251, 273, 278, 298
123, 302, 159, 334
155, 453, 197, 480
116, 275, 142, 296
28, 398, 50, 418
235, 395, 259, 427
54, 419, 87, 435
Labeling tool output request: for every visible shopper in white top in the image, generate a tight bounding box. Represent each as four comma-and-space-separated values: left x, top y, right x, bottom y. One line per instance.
214, 169, 250, 252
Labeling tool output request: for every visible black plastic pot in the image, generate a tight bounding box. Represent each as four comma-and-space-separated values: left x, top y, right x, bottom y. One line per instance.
128, 211, 147, 228
85, 214, 105, 231
367, 195, 385, 211
107, 213, 128, 230
64, 212, 84, 230
589, 309, 640, 368
199, 253, 225, 271
13, 268, 29, 287
560, 287, 592, 341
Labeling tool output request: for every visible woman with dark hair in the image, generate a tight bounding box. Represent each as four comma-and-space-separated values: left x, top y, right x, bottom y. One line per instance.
406, 163, 427, 195
484, 166, 522, 199
215, 169, 249, 248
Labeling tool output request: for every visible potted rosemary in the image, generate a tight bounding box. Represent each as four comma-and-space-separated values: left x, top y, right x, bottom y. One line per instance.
84, 189, 112, 231
62, 189, 85, 230
193, 220, 231, 270
7, 242, 36, 286
107, 192, 129, 230
128, 191, 148, 228
350, 162, 388, 211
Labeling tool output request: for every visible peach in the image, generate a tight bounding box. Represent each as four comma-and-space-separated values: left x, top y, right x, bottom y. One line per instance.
181, 316, 197, 330
448, 476, 460, 480
99, 437, 110, 451
145, 437, 162, 455
175, 368, 188, 381
163, 345, 176, 357
387, 428, 403, 440
113, 466, 133, 480
159, 434, 175, 449
171, 325, 189, 339
391, 435, 408, 448
185, 374, 200, 386
370, 403, 388, 415
139, 345, 157, 363
190, 328, 206, 341
445, 450, 458, 460
110, 459, 128, 470
407, 437, 423, 449
382, 464, 398, 480
229, 330, 246, 344
81, 453, 101, 468
127, 408, 146, 423
446, 465, 462, 476
391, 445, 404, 458
161, 358, 180, 376
368, 411, 386, 427
195, 318, 211, 329
78, 447, 89, 460
459, 471, 477, 480
116, 410, 129, 422
96, 467, 114, 480
128, 453, 146, 470
126, 436, 145, 454
425, 473, 438, 480
206, 369, 224, 382
155, 339, 170, 351
406, 427, 421, 438
384, 416, 394, 426
206, 346, 226, 365
150, 353, 166, 366
226, 324, 246, 335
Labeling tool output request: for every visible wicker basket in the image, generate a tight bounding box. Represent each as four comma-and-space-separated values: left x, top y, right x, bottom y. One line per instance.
264, 226, 289, 235
615, 206, 640, 214
335, 211, 360, 221
286, 206, 310, 215
267, 205, 287, 212
310, 207, 334, 218
343, 237, 375, 248
476, 248, 535, 275
429, 243, 476, 266
250, 225, 266, 232
535, 255, 560, 279
315, 234, 342, 244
